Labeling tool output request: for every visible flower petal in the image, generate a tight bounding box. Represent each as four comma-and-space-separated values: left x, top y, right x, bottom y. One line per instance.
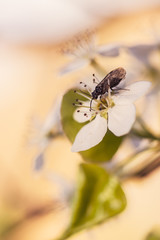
97, 44, 121, 57
71, 115, 107, 152
33, 153, 44, 171
59, 58, 89, 75
108, 104, 136, 136
127, 44, 156, 65
114, 81, 151, 103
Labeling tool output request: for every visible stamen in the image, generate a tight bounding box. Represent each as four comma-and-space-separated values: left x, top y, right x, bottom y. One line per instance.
93, 78, 99, 84
77, 110, 89, 114
73, 102, 93, 109
79, 81, 92, 94
105, 98, 109, 107
73, 103, 84, 107
76, 91, 91, 100
99, 99, 108, 109
80, 89, 90, 96
93, 73, 100, 83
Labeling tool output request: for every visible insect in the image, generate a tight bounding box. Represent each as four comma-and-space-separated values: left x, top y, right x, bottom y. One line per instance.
90, 67, 126, 109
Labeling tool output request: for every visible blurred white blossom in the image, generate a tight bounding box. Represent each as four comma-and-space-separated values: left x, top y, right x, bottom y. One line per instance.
0, 0, 160, 44
59, 35, 121, 75
31, 97, 63, 171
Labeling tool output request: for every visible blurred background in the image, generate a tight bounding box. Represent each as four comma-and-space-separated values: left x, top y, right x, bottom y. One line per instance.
0, 1, 160, 240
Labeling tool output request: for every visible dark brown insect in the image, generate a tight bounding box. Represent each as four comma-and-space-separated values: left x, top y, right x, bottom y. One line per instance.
90, 67, 126, 109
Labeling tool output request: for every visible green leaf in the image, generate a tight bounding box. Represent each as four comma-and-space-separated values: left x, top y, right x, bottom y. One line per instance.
145, 228, 160, 240
58, 163, 126, 240
61, 89, 123, 162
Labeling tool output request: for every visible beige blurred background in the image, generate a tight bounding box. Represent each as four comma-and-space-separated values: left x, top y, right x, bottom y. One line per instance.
0, 1, 160, 240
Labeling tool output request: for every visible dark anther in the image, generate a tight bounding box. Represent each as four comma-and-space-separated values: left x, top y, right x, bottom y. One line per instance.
84, 113, 87, 116
77, 110, 80, 112
93, 73, 95, 76
72, 103, 75, 106
79, 102, 82, 105
80, 82, 82, 84
76, 99, 79, 101
84, 84, 87, 87
74, 90, 77, 93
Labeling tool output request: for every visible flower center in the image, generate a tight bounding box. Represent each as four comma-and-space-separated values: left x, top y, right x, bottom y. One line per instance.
72, 79, 117, 121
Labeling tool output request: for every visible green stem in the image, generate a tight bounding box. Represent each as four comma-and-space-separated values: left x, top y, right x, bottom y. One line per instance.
120, 152, 160, 180
132, 117, 160, 141
113, 144, 160, 180
113, 147, 153, 173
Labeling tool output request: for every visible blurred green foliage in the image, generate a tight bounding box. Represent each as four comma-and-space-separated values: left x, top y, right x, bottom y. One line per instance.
58, 163, 126, 239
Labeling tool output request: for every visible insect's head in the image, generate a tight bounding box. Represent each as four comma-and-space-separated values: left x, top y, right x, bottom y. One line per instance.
91, 90, 98, 99
91, 85, 103, 99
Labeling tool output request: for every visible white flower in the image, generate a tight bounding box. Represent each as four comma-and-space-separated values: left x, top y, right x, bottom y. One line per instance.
59, 35, 121, 75
71, 80, 151, 152
31, 97, 63, 171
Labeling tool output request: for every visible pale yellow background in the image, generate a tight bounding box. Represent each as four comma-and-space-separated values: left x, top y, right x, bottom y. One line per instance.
0, 8, 160, 240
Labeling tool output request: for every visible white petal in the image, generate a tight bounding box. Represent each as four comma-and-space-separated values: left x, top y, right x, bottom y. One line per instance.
71, 115, 107, 152
73, 107, 91, 123
97, 44, 121, 57
43, 97, 62, 133
127, 44, 156, 64
114, 81, 151, 103
33, 153, 44, 171
59, 58, 89, 75
108, 104, 136, 136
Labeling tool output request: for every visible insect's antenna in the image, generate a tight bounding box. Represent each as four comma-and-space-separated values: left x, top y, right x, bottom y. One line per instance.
90, 98, 93, 111
93, 73, 100, 84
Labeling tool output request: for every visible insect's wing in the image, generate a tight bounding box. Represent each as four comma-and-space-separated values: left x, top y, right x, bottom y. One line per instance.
100, 73, 111, 93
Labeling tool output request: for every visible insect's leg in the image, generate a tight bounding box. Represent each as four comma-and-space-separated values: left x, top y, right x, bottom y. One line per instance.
112, 87, 130, 93
116, 87, 129, 91
107, 79, 111, 98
